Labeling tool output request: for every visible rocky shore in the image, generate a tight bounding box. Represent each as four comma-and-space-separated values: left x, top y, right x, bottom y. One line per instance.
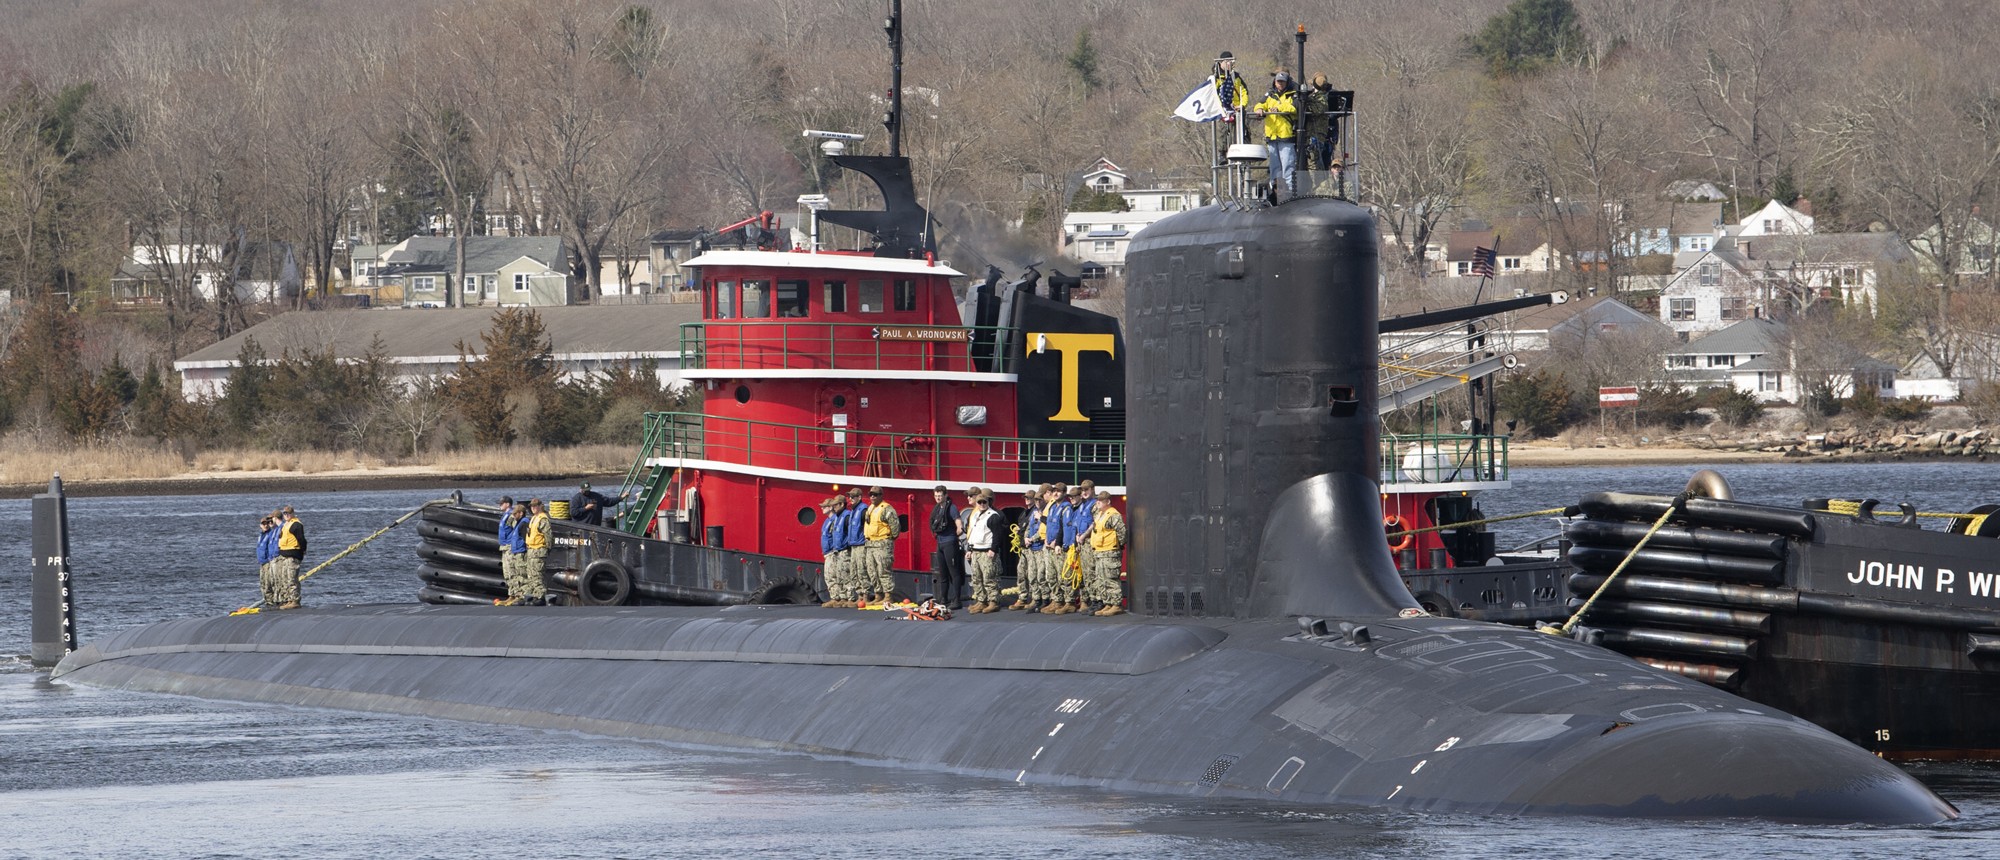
1513, 404, 2000, 467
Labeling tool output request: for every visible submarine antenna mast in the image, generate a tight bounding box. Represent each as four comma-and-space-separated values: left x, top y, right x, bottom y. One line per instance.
884, 0, 904, 158
1294, 24, 1307, 193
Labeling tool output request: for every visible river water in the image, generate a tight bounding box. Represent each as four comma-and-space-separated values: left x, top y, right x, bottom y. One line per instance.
5, 465, 2000, 858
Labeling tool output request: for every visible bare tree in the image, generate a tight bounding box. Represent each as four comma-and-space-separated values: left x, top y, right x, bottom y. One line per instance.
1366, 72, 1479, 276
1677, 0, 1806, 199
1491, 62, 1673, 295
1815, 40, 2000, 377
473, 0, 681, 303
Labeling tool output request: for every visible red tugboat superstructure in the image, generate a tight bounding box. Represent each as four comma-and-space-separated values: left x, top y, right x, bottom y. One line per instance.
650, 236, 1126, 581
413, 82, 1126, 607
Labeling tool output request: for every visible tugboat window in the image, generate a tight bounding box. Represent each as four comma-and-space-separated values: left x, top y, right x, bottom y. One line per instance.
893, 279, 917, 311
715, 280, 737, 318
776, 280, 809, 317
797, 507, 817, 525
859, 279, 884, 313
742, 280, 771, 318
823, 279, 847, 313
734, 385, 751, 403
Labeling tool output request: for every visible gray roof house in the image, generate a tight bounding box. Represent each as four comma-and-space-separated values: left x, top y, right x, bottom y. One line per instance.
1665, 317, 1896, 402
1658, 232, 1911, 338
349, 236, 571, 308
173, 303, 700, 400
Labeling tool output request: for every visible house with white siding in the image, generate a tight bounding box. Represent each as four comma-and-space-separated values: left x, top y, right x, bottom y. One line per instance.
1657, 232, 1909, 338
1664, 317, 1896, 402
1059, 158, 1203, 280
1737, 198, 1815, 236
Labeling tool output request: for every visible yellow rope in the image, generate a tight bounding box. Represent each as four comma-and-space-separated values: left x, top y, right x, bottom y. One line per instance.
1384, 506, 1570, 540
1379, 363, 1469, 382
232, 499, 454, 615
1540, 499, 1682, 637
1808, 503, 1977, 521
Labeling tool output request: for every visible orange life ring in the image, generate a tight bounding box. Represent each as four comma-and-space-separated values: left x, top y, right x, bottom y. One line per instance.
1384, 514, 1414, 552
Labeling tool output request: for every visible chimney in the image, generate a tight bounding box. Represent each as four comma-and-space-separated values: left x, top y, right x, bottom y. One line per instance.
1793, 197, 1813, 217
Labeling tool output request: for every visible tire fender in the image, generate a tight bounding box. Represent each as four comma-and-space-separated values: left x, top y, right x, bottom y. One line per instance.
576, 558, 634, 606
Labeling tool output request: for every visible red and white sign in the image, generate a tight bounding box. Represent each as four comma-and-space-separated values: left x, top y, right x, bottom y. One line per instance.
1599, 386, 1639, 407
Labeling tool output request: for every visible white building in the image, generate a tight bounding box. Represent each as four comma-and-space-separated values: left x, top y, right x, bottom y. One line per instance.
172, 304, 699, 400
1737, 198, 1816, 236
1664, 318, 1896, 403
1058, 158, 1203, 280
1658, 232, 1909, 338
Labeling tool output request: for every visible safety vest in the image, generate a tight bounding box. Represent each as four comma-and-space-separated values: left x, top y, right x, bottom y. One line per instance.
278, 518, 306, 553
1090, 508, 1122, 552
525, 513, 551, 549
864, 501, 899, 541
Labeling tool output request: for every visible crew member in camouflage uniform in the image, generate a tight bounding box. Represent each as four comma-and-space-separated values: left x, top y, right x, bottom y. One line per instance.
255, 512, 280, 606
517, 500, 552, 605
861, 487, 901, 604
819, 497, 850, 607
272, 506, 307, 609
1088, 491, 1129, 616
841, 488, 867, 605
496, 495, 519, 599
1062, 480, 1099, 614
1040, 484, 1072, 612
1018, 485, 1047, 612
963, 492, 1003, 612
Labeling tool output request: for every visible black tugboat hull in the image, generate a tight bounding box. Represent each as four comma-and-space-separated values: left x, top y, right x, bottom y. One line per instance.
1568, 492, 2000, 759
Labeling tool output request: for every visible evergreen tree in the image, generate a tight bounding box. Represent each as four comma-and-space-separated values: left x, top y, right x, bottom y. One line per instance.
220, 336, 271, 440
131, 359, 175, 440
1067, 30, 1102, 91
1466, 0, 1586, 77
450, 308, 558, 446
1068, 186, 1130, 213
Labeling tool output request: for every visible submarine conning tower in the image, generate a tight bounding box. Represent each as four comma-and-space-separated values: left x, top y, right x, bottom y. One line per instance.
1126, 197, 1419, 621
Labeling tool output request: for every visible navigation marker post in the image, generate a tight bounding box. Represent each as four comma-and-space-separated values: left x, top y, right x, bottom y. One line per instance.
31, 474, 77, 667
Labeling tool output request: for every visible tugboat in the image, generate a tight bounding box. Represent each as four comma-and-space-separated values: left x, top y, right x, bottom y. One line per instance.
1561, 473, 2000, 760
51, 11, 1957, 822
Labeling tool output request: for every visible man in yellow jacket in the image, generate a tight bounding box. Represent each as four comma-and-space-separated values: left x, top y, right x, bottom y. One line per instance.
1253, 70, 1299, 197
1087, 491, 1128, 616
271, 507, 306, 609
860, 487, 901, 604
515, 499, 552, 606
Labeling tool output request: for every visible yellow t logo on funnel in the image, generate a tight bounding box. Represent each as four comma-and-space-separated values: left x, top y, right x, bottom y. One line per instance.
1028, 332, 1115, 421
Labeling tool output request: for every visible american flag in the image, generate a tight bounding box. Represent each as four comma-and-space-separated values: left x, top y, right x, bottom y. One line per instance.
1470, 245, 1497, 279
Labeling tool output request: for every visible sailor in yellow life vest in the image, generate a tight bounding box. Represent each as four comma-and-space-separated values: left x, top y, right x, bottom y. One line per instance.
513, 499, 552, 606
1252, 70, 1300, 197
1087, 491, 1128, 617
860, 487, 901, 604
272, 506, 307, 609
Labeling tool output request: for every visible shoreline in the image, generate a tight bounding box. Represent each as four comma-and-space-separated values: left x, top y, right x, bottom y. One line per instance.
0, 467, 626, 500
7, 443, 1976, 499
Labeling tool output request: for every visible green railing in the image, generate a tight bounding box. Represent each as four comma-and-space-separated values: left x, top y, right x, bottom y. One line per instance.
1381, 433, 1510, 486
680, 322, 1017, 374
632, 411, 1123, 489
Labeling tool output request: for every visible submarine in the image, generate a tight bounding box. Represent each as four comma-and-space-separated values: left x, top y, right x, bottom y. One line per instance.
49, 13, 1956, 825
49, 190, 1957, 822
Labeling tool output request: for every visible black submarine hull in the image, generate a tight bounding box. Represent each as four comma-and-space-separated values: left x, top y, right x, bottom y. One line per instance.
39, 179, 1959, 825
51, 604, 1953, 822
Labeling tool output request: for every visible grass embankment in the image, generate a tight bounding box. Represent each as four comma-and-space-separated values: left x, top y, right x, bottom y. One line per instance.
0, 440, 636, 497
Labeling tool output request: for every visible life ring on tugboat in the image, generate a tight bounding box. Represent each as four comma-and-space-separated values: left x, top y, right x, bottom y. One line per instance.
575, 559, 634, 606
1384, 514, 1414, 552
